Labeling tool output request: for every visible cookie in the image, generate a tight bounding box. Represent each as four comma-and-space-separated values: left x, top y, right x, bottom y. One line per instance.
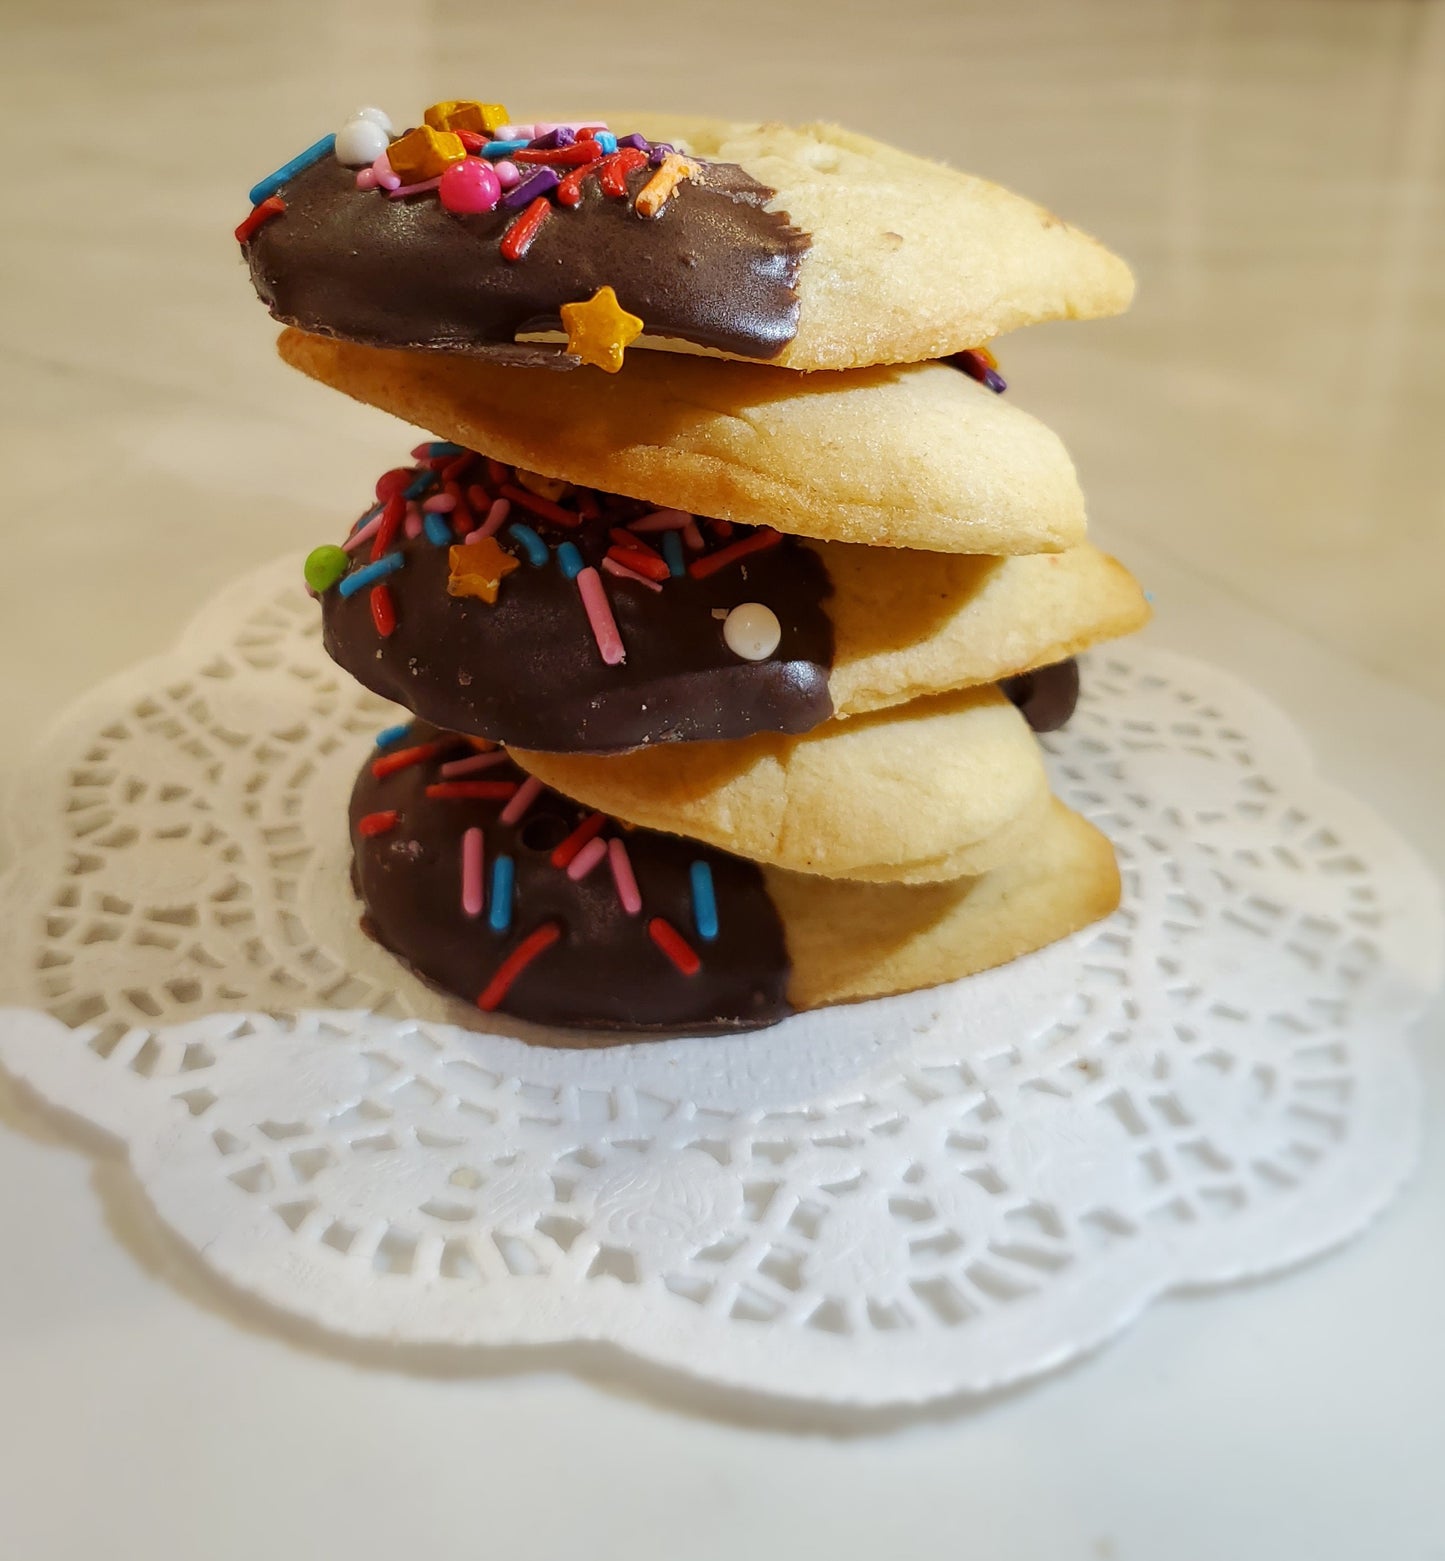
310, 443, 1145, 753
350, 723, 1119, 1033
280, 328, 1088, 555
512, 685, 1052, 885
241, 109, 1133, 372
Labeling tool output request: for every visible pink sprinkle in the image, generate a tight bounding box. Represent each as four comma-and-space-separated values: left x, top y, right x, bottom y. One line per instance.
439, 749, 508, 779
576, 566, 626, 665
500, 774, 544, 826
608, 838, 642, 914
423, 493, 457, 513
629, 508, 693, 532
498, 125, 536, 140
493, 159, 521, 189
388, 176, 443, 199
683, 520, 705, 551
602, 556, 663, 593
343, 513, 384, 552
461, 827, 484, 918
371, 153, 401, 191
566, 836, 608, 882
355, 168, 379, 190
465, 498, 510, 543
404, 505, 425, 539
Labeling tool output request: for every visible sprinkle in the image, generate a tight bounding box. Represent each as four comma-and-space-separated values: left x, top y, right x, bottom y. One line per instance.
616, 133, 650, 152
556, 541, 585, 579
551, 810, 607, 869
351, 502, 384, 534
662, 531, 685, 578
688, 527, 782, 580
477, 919, 561, 1010
441, 453, 475, 483
576, 490, 603, 521
487, 459, 511, 486
689, 861, 719, 941
556, 159, 606, 207
234, 196, 286, 243
649, 917, 701, 976
465, 498, 511, 542
500, 483, 579, 527
357, 809, 399, 837
608, 838, 642, 915
628, 508, 692, 532
440, 750, 510, 778
594, 132, 619, 155
369, 495, 405, 562
634, 153, 700, 218
425, 100, 510, 137
500, 774, 544, 826
336, 116, 391, 168
371, 740, 446, 779
404, 507, 425, 540
610, 527, 657, 555
342, 513, 383, 553
303, 544, 349, 592
412, 441, 465, 460
602, 557, 663, 593
499, 195, 552, 260
496, 125, 536, 141
559, 284, 644, 373
339, 552, 404, 598
566, 836, 608, 882
682, 519, 705, 551
426, 781, 519, 802
487, 855, 516, 933
370, 152, 401, 191
606, 545, 669, 582
387, 175, 443, 199
493, 159, 521, 189
576, 567, 626, 665
375, 467, 414, 502
369, 582, 397, 636
423, 511, 452, 547
507, 523, 549, 568
248, 133, 336, 205
501, 168, 561, 208
423, 493, 456, 513
514, 468, 571, 500
597, 148, 648, 196
461, 827, 485, 918
722, 602, 782, 661
375, 723, 410, 750
481, 138, 531, 159
386, 125, 467, 183
355, 169, 378, 191
404, 470, 434, 500
513, 140, 603, 167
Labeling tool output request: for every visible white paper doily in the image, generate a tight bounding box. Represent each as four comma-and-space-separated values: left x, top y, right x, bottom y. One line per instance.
0, 555, 1439, 1408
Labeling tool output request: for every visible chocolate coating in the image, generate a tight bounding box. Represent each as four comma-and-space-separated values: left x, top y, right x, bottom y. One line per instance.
244, 151, 808, 362
351, 724, 792, 1033
1001, 658, 1080, 732
321, 486, 836, 754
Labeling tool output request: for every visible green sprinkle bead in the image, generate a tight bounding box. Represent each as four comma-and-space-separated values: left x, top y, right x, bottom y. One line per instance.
304, 544, 349, 593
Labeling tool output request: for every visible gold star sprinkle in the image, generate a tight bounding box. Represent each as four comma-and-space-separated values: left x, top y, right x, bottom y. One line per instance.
448, 538, 519, 605
560, 285, 645, 373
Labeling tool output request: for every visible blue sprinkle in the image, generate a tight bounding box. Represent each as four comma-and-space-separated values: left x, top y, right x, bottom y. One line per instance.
556, 541, 584, 580
488, 855, 515, 933
689, 861, 719, 942
351, 502, 382, 535
482, 138, 530, 159
662, 531, 685, 578
404, 470, 434, 500
508, 523, 549, 568
425, 441, 465, 457
375, 723, 411, 750
338, 552, 404, 598
594, 132, 618, 155
248, 133, 337, 207
424, 511, 453, 547
1144, 590, 1155, 604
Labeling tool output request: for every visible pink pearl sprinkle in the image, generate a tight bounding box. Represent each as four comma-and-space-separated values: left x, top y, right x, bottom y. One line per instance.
567, 836, 608, 882
404, 506, 424, 539
464, 498, 510, 543
461, 828, 484, 918
602, 556, 662, 593
388, 175, 443, 199
499, 774, 544, 827
343, 513, 384, 552
423, 493, 456, 513
576, 567, 626, 666
629, 508, 692, 532
607, 838, 642, 915
371, 153, 401, 190
439, 749, 508, 779
355, 168, 379, 190
492, 159, 521, 189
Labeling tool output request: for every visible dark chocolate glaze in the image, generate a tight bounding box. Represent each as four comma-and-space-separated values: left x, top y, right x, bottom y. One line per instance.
1001, 658, 1080, 732
351, 723, 793, 1033
322, 485, 836, 754
244, 151, 809, 362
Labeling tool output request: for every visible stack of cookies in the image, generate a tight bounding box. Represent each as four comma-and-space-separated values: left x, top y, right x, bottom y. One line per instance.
237, 103, 1148, 1035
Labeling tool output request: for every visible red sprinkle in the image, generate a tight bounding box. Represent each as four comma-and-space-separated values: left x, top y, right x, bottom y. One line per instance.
500, 196, 552, 261
606, 545, 670, 582
513, 140, 603, 166
487, 458, 511, 486
556, 159, 606, 207
357, 810, 399, 838
369, 582, 397, 637
649, 917, 701, 977
550, 810, 607, 869
575, 489, 602, 521
688, 527, 783, 580
370, 493, 406, 561
375, 468, 414, 502
425, 781, 520, 802
477, 921, 563, 1012
597, 148, 649, 197
500, 483, 580, 527
611, 527, 660, 557
371, 741, 447, 779
707, 516, 734, 540
441, 453, 475, 483
234, 196, 286, 243
456, 130, 487, 152
467, 482, 493, 512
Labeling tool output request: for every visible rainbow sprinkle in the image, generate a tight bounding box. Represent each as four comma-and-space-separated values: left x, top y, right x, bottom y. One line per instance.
488, 854, 516, 933
461, 827, 485, 918
689, 861, 719, 942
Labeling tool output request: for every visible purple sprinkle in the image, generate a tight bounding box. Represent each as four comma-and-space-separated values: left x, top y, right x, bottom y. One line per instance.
502, 167, 560, 208
528, 127, 576, 150
984, 368, 1008, 394
648, 142, 675, 166
617, 133, 650, 153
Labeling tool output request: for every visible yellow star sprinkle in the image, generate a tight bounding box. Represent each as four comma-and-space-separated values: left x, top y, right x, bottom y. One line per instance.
448, 538, 519, 605
560, 285, 645, 374
424, 100, 509, 136
386, 125, 467, 183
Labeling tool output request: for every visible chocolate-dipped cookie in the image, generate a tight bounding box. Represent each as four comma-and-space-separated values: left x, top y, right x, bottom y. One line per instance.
350, 723, 1121, 1035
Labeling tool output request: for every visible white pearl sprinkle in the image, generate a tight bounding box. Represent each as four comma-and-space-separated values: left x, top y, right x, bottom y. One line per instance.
335, 116, 391, 167
723, 602, 782, 662
353, 105, 394, 133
